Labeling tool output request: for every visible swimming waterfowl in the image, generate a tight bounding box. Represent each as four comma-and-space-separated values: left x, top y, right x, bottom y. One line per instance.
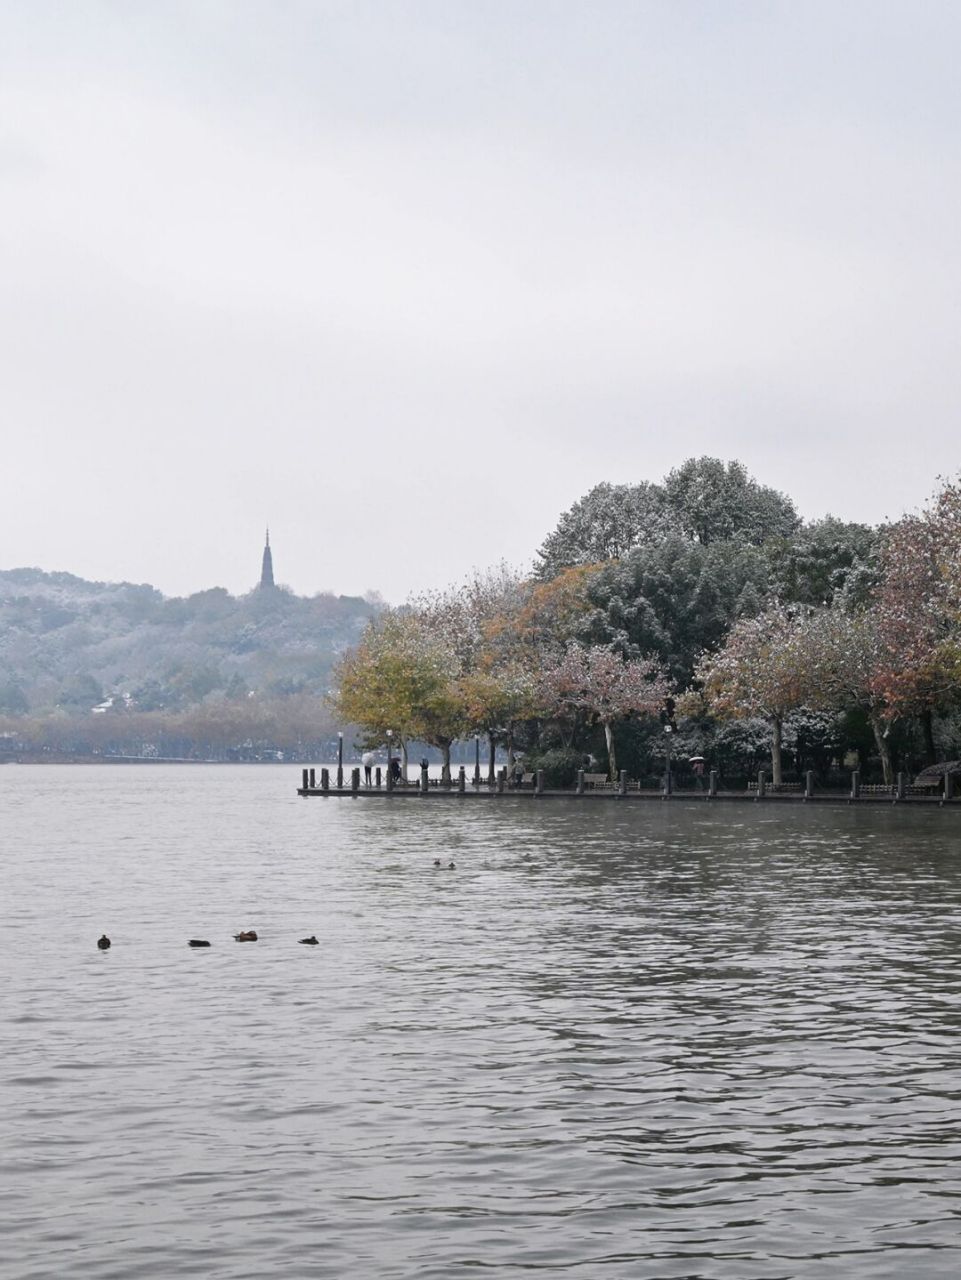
298, 935, 319, 945
433, 859, 442, 867
448, 861, 456, 870
97, 934, 111, 950
234, 930, 258, 942
188, 939, 211, 948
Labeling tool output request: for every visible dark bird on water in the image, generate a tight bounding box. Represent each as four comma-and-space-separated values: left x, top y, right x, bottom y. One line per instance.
298, 935, 319, 945
234, 930, 258, 942
97, 934, 111, 950
433, 859, 442, 867
188, 939, 211, 948
448, 861, 456, 870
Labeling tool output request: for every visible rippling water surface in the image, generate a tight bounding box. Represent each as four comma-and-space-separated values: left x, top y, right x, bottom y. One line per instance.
2, 765, 960, 1278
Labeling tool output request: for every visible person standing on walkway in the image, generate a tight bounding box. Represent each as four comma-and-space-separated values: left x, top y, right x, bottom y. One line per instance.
362, 750, 375, 785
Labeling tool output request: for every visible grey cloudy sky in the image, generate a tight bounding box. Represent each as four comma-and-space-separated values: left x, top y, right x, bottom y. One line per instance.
2, 1, 959, 602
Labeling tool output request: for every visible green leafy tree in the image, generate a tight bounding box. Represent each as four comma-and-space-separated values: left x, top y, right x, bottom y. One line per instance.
579, 535, 771, 683
664, 457, 799, 546
535, 481, 678, 578
766, 517, 879, 608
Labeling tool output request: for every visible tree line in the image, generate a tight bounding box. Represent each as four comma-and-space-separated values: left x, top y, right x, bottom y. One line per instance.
334, 458, 961, 787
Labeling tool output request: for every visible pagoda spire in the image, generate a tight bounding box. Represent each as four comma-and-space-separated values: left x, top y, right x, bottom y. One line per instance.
260, 526, 275, 589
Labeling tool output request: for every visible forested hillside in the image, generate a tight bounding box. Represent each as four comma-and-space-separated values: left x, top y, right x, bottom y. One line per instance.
0, 571, 376, 758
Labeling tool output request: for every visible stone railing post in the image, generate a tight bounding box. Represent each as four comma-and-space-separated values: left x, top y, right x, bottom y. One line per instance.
896, 772, 905, 801
385, 765, 393, 793
301, 768, 309, 791
351, 767, 360, 794
496, 767, 506, 795
375, 766, 381, 788
420, 764, 429, 794
308, 767, 316, 788
708, 769, 717, 798
805, 770, 814, 799
945, 772, 954, 802
850, 769, 860, 800
535, 769, 545, 795
321, 767, 329, 792
619, 769, 627, 796
576, 769, 585, 795
756, 770, 766, 799
458, 767, 466, 795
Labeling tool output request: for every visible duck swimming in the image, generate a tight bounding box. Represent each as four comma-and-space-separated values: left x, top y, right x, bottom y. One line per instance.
234, 930, 258, 942
298, 935, 319, 945
97, 934, 111, 950
188, 939, 211, 948
448, 861, 456, 870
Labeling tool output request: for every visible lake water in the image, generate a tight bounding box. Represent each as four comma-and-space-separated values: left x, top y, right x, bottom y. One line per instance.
2, 765, 960, 1279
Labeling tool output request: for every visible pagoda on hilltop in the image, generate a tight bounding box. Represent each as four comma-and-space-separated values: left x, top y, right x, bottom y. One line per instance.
259, 527, 275, 589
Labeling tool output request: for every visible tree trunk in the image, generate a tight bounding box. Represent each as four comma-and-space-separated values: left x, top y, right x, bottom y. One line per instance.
603, 719, 616, 781
401, 740, 409, 780
921, 705, 937, 765
870, 713, 894, 785
507, 726, 516, 774
770, 715, 783, 786
441, 740, 451, 784
487, 733, 496, 783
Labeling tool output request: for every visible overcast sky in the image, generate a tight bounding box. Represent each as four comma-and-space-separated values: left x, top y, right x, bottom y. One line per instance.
2, 1, 959, 602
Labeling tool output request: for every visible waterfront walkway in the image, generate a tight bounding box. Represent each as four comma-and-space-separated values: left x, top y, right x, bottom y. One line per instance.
297, 768, 958, 807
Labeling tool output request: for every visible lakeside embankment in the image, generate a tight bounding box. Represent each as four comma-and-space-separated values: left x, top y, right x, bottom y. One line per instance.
298, 767, 958, 808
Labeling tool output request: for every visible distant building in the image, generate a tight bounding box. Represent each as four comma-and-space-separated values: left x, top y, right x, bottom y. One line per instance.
260, 527, 275, 589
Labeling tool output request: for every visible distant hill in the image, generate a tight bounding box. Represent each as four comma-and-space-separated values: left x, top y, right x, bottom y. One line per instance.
0, 567, 378, 715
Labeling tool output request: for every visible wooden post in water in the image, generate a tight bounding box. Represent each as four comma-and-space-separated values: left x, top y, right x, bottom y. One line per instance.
420, 763, 429, 794
619, 769, 627, 796
351, 767, 360, 794
896, 772, 906, 801
708, 770, 718, 798
756, 770, 766, 800
458, 766, 466, 795
497, 767, 506, 795
850, 769, 860, 801
535, 769, 545, 796
321, 767, 329, 792
576, 769, 585, 795
301, 768, 309, 791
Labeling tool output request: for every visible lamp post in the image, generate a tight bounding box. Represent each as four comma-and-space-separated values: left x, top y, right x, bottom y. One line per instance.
337, 731, 343, 788
474, 735, 480, 786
